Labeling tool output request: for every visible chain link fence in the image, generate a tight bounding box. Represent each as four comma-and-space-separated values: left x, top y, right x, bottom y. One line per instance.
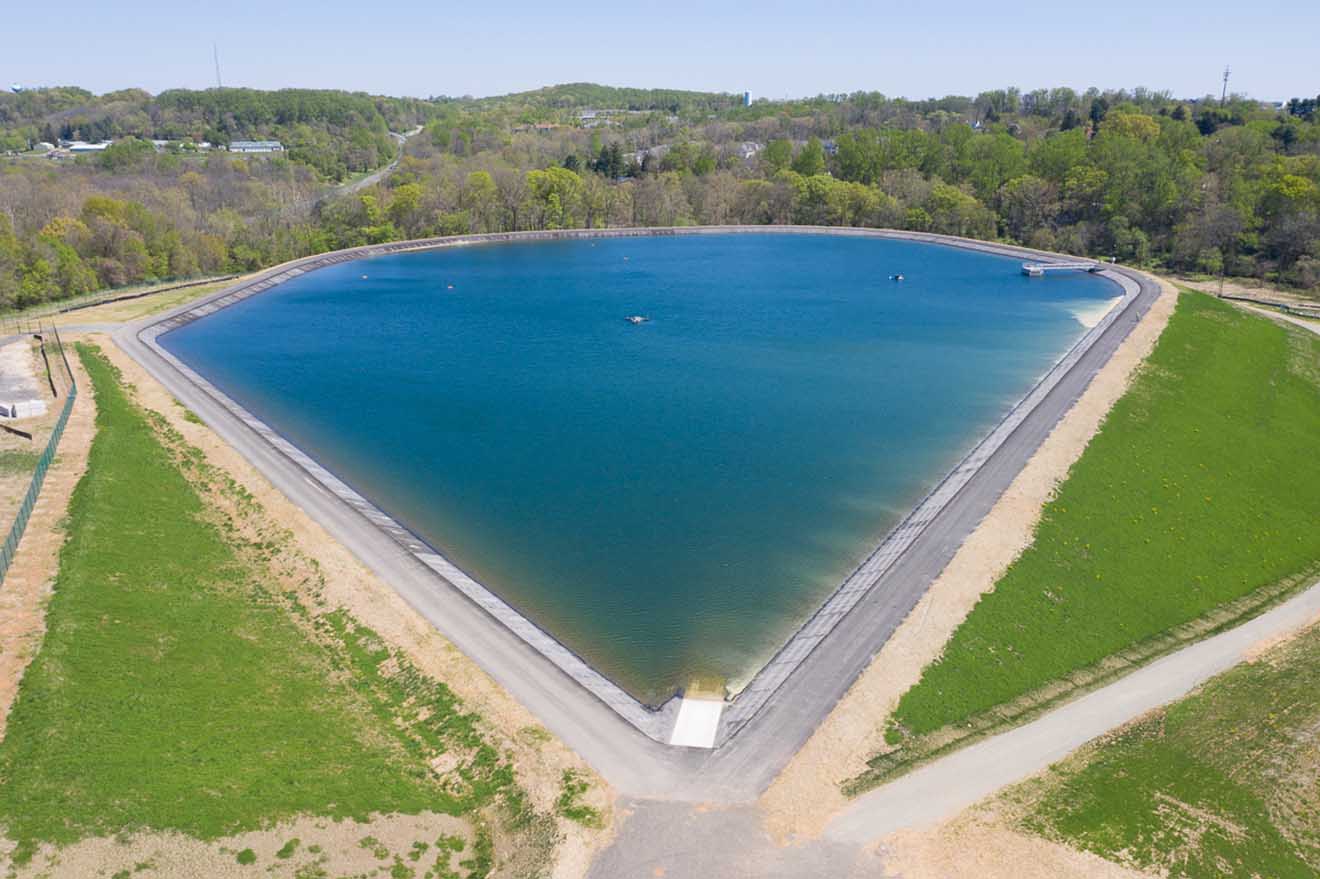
0, 324, 77, 583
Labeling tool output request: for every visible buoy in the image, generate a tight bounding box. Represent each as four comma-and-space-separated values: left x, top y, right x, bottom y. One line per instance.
361, 274, 368, 280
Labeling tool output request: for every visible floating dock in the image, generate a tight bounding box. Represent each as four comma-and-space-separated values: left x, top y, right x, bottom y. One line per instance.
1022, 260, 1104, 277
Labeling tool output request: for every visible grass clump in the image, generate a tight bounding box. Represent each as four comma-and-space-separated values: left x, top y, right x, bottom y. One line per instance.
235, 848, 256, 865
1015, 617, 1320, 877
0, 449, 40, 475
851, 292, 1320, 791
275, 838, 300, 859
555, 770, 604, 828
0, 344, 537, 865
360, 835, 390, 860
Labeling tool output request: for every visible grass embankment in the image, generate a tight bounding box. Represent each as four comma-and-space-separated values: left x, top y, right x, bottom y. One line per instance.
0, 275, 236, 330
848, 291, 1320, 792
0, 344, 552, 873
1014, 618, 1320, 877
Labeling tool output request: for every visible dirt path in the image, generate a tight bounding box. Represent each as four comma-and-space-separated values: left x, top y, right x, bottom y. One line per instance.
1175, 275, 1319, 309
0, 353, 95, 739
1236, 300, 1320, 336
758, 279, 1179, 841
826, 571, 1320, 845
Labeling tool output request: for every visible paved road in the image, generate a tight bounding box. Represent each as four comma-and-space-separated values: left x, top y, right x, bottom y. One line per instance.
588, 800, 885, 879
88, 260, 1320, 878
111, 236, 1163, 805
826, 575, 1320, 843
335, 126, 422, 197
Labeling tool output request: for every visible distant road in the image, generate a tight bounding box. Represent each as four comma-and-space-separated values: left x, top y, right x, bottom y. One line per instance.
334, 125, 423, 198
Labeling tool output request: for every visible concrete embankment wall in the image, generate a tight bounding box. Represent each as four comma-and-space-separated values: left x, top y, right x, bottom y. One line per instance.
134, 226, 1147, 750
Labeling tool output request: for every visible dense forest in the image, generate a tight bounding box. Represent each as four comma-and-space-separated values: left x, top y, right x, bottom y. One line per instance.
2, 83, 1318, 311
0, 87, 437, 179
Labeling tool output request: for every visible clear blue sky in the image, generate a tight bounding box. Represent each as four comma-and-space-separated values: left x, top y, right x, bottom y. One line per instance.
5, 0, 1316, 101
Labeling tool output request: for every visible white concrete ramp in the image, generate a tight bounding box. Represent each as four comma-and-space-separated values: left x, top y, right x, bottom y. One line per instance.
668, 698, 724, 749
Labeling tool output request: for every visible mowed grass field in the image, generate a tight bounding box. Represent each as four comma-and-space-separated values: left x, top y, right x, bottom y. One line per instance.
1015, 615, 1320, 877
0, 345, 541, 870
850, 291, 1320, 791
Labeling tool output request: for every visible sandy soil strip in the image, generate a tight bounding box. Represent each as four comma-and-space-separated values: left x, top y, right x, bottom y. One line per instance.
1175, 275, 1319, 309
3, 810, 471, 879
876, 806, 1158, 879
0, 354, 95, 740
760, 276, 1178, 841
88, 335, 614, 879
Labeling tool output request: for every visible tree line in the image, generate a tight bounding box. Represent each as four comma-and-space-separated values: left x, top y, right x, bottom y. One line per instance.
1, 83, 1318, 311
0, 87, 438, 181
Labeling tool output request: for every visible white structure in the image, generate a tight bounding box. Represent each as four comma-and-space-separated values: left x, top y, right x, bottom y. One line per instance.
668, 697, 724, 749
228, 140, 284, 153
737, 141, 764, 161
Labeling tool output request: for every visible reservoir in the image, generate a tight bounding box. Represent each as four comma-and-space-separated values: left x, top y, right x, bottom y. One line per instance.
161, 233, 1120, 703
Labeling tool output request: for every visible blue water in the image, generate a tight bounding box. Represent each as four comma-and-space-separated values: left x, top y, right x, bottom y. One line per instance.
162, 233, 1119, 702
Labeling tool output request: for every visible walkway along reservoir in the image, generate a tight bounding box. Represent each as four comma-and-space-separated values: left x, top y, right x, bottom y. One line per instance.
122, 227, 1154, 766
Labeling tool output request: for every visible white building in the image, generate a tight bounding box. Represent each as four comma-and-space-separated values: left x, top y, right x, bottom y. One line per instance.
228, 140, 284, 154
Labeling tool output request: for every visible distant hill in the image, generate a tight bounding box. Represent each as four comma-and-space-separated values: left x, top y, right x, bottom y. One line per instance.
475, 82, 743, 114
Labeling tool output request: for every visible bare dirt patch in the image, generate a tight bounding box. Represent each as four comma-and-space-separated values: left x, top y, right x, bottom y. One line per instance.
760, 276, 1179, 840
2, 810, 472, 879
1174, 275, 1319, 307
878, 805, 1160, 879
0, 352, 94, 740
87, 334, 613, 878
0, 340, 62, 529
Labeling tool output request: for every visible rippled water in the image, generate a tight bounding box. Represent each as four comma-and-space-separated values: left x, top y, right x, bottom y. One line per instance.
162, 233, 1119, 702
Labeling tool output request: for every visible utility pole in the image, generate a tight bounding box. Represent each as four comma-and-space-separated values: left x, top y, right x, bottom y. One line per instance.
213, 44, 223, 90
1220, 65, 1230, 105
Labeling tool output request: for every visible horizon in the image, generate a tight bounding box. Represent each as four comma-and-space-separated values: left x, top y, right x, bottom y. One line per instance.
2, 78, 1307, 106
5, 0, 1316, 103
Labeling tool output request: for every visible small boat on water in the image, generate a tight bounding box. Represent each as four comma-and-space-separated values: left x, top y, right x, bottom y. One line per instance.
625, 315, 649, 325
889, 273, 905, 281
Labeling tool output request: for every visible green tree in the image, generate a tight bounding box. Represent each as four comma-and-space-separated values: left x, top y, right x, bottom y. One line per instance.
998, 175, 1057, 242
460, 171, 500, 233
526, 166, 585, 229
98, 137, 156, 171
791, 138, 827, 176
762, 139, 793, 174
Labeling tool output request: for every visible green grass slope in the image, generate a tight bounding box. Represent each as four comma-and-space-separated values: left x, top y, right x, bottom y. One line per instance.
851, 291, 1320, 790
0, 345, 530, 865
1016, 615, 1320, 877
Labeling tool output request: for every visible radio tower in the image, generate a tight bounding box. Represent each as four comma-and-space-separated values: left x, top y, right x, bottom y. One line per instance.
213, 44, 223, 90
1220, 65, 1230, 105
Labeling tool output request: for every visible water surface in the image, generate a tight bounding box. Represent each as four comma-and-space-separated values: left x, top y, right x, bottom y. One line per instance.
162, 233, 1118, 702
